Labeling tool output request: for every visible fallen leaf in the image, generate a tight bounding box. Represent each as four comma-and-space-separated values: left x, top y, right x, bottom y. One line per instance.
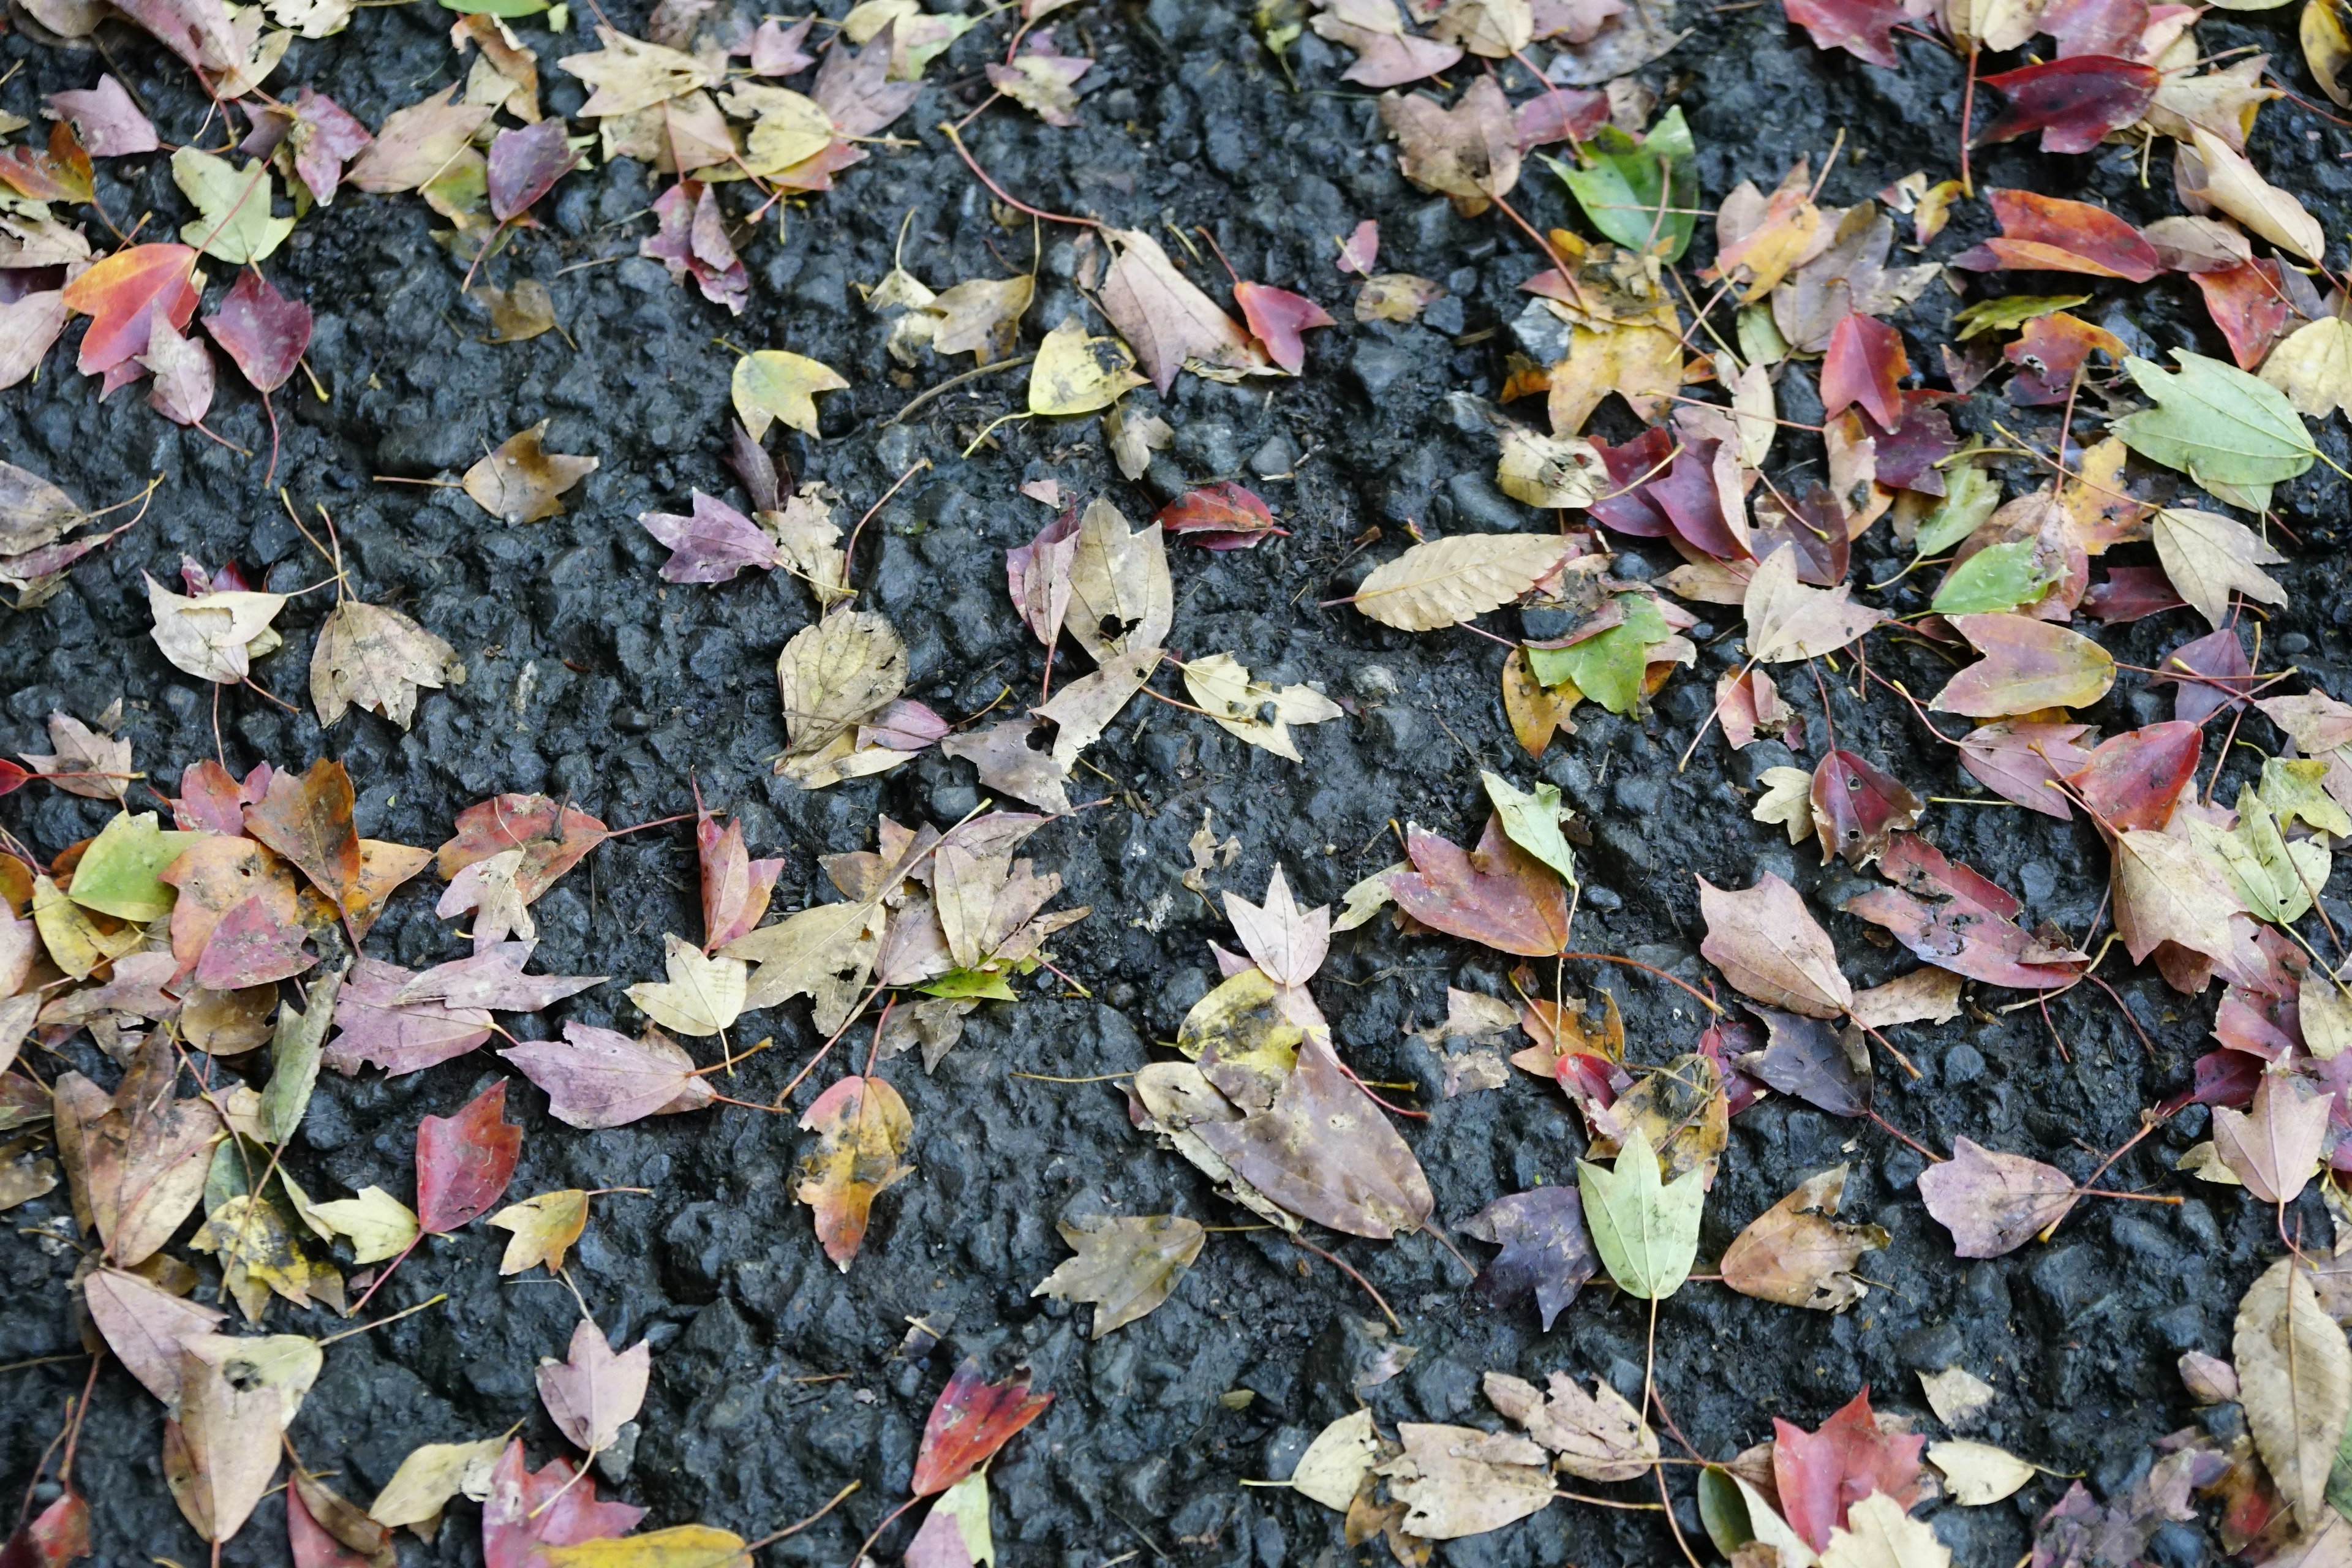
488, 1188, 590, 1275
1485, 1368, 1658, 1480
1459, 1185, 1597, 1329
1919, 1366, 1997, 1428
732, 349, 849, 440
1031, 1214, 1205, 1336
1698, 872, 1852, 1018
2236, 1256, 2351, 1529
1550, 107, 1698, 260
2150, 506, 2289, 630
172, 148, 292, 264
140, 318, 214, 426
626, 933, 745, 1038
59, 243, 200, 381
796, 1073, 912, 1270
304, 1185, 418, 1264
1192, 1033, 1434, 1237
1977, 56, 2160, 153
81, 1264, 225, 1406
1721, 1164, 1890, 1311
462, 421, 598, 524
537, 1317, 649, 1455
1027, 317, 1146, 415
1929, 1440, 2035, 1506
2185, 127, 2325, 262
535, 1527, 753, 1567
1313, 0, 1465, 88
1784, 0, 1904, 63
415, 1079, 521, 1234
365, 1438, 504, 1533
1224, 865, 1330, 987
1158, 482, 1286, 551
1917, 1136, 2079, 1257
1234, 279, 1336, 374
47, 75, 159, 155
1744, 545, 1882, 663
1809, 752, 1922, 869
1774, 1392, 1925, 1552
146, 573, 287, 685
1844, 833, 2085, 989
1063, 499, 1172, 660
1392, 815, 1569, 957
21, 707, 129, 802
1352, 532, 1570, 631
470, 279, 557, 344
1928, 613, 2116, 717
1579, 1123, 1703, 1297
501, 1021, 715, 1129
2261, 316, 2352, 418
167, 1334, 318, 1543
912, 1359, 1053, 1495
311, 600, 462, 728
987, 28, 1091, 125
1848, 968, 1962, 1028
2113, 350, 2315, 511
903, 1472, 993, 1568
345, 86, 492, 193
1290, 1408, 1383, 1509
288, 1470, 393, 1568
2067, 721, 2201, 832
1181, 652, 1343, 761
1377, 1422, 1555, 1539
480, 1438, 644, 1568
1098, 227, 1269, 392
1956, 720, 2094, 818
2213, 1072, 2333, 1202
559, 24, 716, 115
486, 118, 576, 221
1738, 1006, 1872, 1117
1819, 312, 1907, 430
2111, 826, 2242, 972
1953, 189, 2160, 280
1818, 1491, 1948, 1568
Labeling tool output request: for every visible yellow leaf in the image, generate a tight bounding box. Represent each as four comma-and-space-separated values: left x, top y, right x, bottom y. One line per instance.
626, 933, 746, 1037
733, 350, 848, 440
2305, 0, 2352, 107
2187, 127, 2326, 262
306, 1185, 420, 1264
537, 1526, 753, 1568
1545, 322, 1683, 434
1028, 317, 1145, 415
488, 1188, 590, 1275
2261, 316, 2352, 418
1352, 533, 1572, 631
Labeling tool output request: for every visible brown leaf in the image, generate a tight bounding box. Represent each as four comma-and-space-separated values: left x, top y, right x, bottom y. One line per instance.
1194, 1034, 1434, 1239
55, 1036, 224, 1267
21, 707, 130, 801
81, 1264, 225, 1407
165, 1333, 320, 1544
1097, 228, 1269, 394
796, 1074, 913, 1269
462, 421, 599, 524
1224, 866, 1331, 988
1391, 815, 1569, 957
939, 718, 1074, 815
1483, 1369, 1657, 1480
243, 757, 362, 916
1379, 76, 1521, 215
1375, 1422, 1554, 1539
2111, 828, 2241, 973
536, 1317, 650, 1454
2213, 1072, 2334, 1204
1353, 532, 1573, 632
1720, 1163, 1890, 1311
310, 600, 464, 729
1697, 873, 1852, 1018
1030, 1214, 1206, 1336
1743, 544, 1882, 663
2236, 1257, 2352, 1529
1916, 1136, 2079, 1257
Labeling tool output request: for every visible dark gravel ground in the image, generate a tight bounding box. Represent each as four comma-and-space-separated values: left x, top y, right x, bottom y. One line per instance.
7, 0, 2352, 1562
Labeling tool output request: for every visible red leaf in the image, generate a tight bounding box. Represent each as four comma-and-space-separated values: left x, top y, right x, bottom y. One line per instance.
58, 243, 200, 379
1781, 0, 1903, 66
488, 119, 579, 223
1818, 313, 1907, 430
2084, 565, 2187, 624
1648, 439, 1745, 560
1771, 1389, 1925, 1551
698, 805, 782, 951
0, 123, 94, 203
435, 793, 609, 906
415, 1080, 522, 1234
287, 1481, 369, 1568
2040, 0, 2149, 56
1952, 190, 2160, 281
1232, 281, 1335, 375
0, 761, 27, 799
2004, 312, 2125, 405
1860, 394, 1959, 495
481, 1439, 643, 1568
2193, 260, 2293, 370
640, 180, 749, 315
1335, 219, 1379, 276
2148, 627, 2253, 725
242, 756, 363, 913
1586, 426, 1676, 538
1512, 86, 1609, 151
1976, 56, 2160, 156
202, 272, 312, 394
0, 1491, 89, 1568
1808, 750, 1923, 867
911, 1359, 1053, 1496
2065, 720, 2201, 832
170, 759, 272, 833
1843, 833, 2086, 989
1156, 482, 1285, 551
1390, 815, 1570, 958
1750, 481, 1852, 586
1955, 720, 2093, 818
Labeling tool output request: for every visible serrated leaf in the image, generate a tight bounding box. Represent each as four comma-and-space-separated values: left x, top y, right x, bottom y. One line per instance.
1352, 532, 1570, 631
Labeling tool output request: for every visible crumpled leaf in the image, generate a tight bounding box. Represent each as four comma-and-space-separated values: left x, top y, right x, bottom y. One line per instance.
1352, 532, 1571, 631
1381, 76, 1521, 217
1031, 1214, 1205, 1336
796, 1073, 912, 1270
365, 1438, 504, 1534
462, 421, 598, 524
537, 1317, 649, 1455
1578, 1123, 1703, 1297
1917, 1136, 2079, 1257
146, 573, 287, 685
1698, 872, 1852, 1018
311, 600, 463, 728
1485, 1368, 1658, 1480
1375, 1423, 1555, 1539
1180, 652, 1343, 762
1721, 1163, 1889, 1311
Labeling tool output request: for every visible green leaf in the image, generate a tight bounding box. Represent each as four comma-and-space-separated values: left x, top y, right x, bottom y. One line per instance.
172, 148, 294, 266
1481, 771, 1577, 887
1695, 1468, 1752, 1559
1931, 539, 2051, 615
260, 965, 346, 1145
1912, 462, 2000, 556
68, 812, 202, 922
439, 0, 549, 13
1951, 294, 2089, 341
2190, 786, 2330, 926
1736, 304, 1787, 368
921, 967, 1019, 1001
1525, 594, 1669, 714
1547, 108, 1698, 263
2260, 757, 2352, 839
2113, 350, 2316, 513
1577, 1123, 1703, 1298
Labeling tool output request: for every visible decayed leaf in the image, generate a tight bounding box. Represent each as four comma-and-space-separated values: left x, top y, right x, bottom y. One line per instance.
2236, 1256, 2352, 1528
1392, 815, 1570, 957
167, 1334, 320, 1544
146, 574, 287, 685
1744, 545, 1881, 663
311, 600, 463, 728
20, 708, 130, 802
1484, 1368, 1658, 1480
1698, 873, 1852, 1018
488, 1188, 590, 1275
1062, 498, 1173, 661
2111, 827, 2241, 971
1495, 424, 1603, 508
1929, 614, 2116, 717
501, 1022, 715, 1129
1721, 1164, 1889, 1311
1180, 653, 1343, 762
243, 756, 362, 914
912, 1359, 1053, 1496
462, 422, 598, 524
1029, 317, 1146, 415
366, 1437, 504, 1532
1928, 1440, 2035, 1506
537, 1317, 650, 1455
559, 25, 717, 116
1916, 1136, 2078, 1257
1578, 1123, 1703, 1298
1920, 1366, 1997, 1429
1031, 1214, 1205, 1336
776, 608, 911, 786
796, 1074, 912, 1270
1190, 1033, 1434, 1238
1376, 1422, 1555, 1539
2149, 507, 2288, 630
2212, 1072, 2334, 1204
54, 1039, 224, 1267
1354, 532, 1571, 631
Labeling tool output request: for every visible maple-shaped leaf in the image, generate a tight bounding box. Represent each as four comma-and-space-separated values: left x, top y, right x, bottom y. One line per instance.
49, 75, 159, 156
52, 1036, 224, 1267
203, 270, 312, 394
2113, 351, 2316, 512
2213, 1072, 2334, 1204
1738, 1006, 1872, 1117
416, 1079, 522, 1234
1031, 1214, 1205, 1337
733, 349, 849, 440
1487, 1370, 1658, 1483
501, 1022, 714, 1130
323, 956, 495, 1076
2150, 506, 2288, 630
487, 119, 578, 222
1578, 1123, 1704, 1298
2111, 827, 2242, 973
1099, 227, 1270, 393
1955, 719, 2092, 819
1157, 482, 1286, 551
1743, 545, 1881, 663
83, 1264, 227, 1407
1809, 750, 1922, 869
1698, 872, 1852, 1018
1193, 1031, 1436, 1237
311, 599, 463, 729
1953, 189, 2160, 280
172, 148, 292, 265
1818, 312, 1907, 430
1772, 1389, 1926, 1552
1976, 56, 2160, 153
0, 122, 94, 203
481, 1439, 644, 1568
537, 1318, 650, 1455
60, 243, 200, 380
1929, 612, 2116, 717
638, 491, 783, 583
698, 809, 782, 952
243, 756, 362, 914
1382, 75, 1521, 216
140, 318, 214, 426
464, 421, 599, 524
1916, 1136, 2080, 1257
437, 793, 610, 907
627, 933, 747, 1037
796, 1074, 912, 1270
1232, 279, 1335, 375
639, 181, 750, 314
1313, 0, 1464, 88
912, 1359, 1054, 1496
1721, 1163, 1890, 1312
1782, 0, 1902, 64
1844, 833, 2086, 989
1223, 865, 1330, 987
558, 25, 717, 116
1459, 1185, 1598, 1329
1391, 814, 1569, 957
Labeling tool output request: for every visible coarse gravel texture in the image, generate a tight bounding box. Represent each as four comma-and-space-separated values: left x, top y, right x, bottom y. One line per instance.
6, 0, 2352, 1563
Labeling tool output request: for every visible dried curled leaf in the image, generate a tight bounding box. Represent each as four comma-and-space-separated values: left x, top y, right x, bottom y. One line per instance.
1720, 1163, 1889, 1311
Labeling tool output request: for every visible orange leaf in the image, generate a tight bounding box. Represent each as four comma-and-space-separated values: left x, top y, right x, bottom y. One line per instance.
911, 1358, 1053, 1496
435, 793, 609, 906
794, 1074, 911, 1271
242, 757, 363, 916
0, 122, 94, 204
58, 242, 200, 378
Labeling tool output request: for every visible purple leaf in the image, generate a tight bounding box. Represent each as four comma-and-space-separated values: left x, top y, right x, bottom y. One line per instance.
638, 491, 783, 582
488, 118, 578, 223
202, 271, 311, 393
47, 77, 160, 157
